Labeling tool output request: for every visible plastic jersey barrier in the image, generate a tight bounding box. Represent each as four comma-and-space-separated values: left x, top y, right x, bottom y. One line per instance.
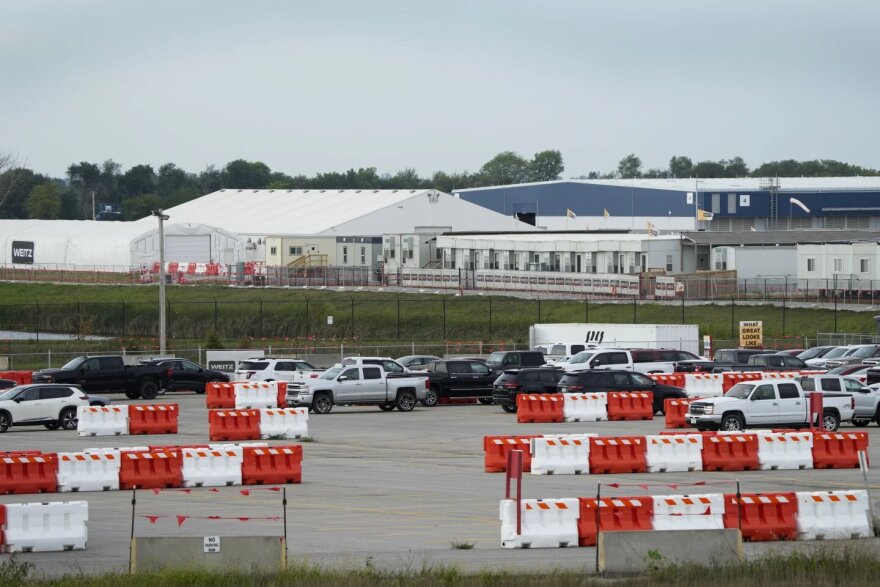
0, 454, 58, 495
530, 435, 593, 475
757, 432, 814, 470
577, 496, 653, 547
76, 406, 128, 436
812, 432, 867, 469
206, 383, 236, 409
259, 408, 308, 439
606, 391, 653, 421
516, 394, 565, 423
128, 404, 178, 435
57, 451, 121, 492
182, 446, 243, 487
588, 436, 647, 474
723, 493, 798, 542
664, 398, 697, 429
562, 394, 607, 422
645, 434, 703, 473
484, 436, 539, 473
208, 409, 261, 441
683, 374, 725, 398
1, 501, 88, 553
233, 382, 279, 409
500, 498, 580, 549
652, 494, 725, 531
795, 491, 872, 540
242, 445, 302, 485
702, 433, 760, 471
118, 450, 182, 490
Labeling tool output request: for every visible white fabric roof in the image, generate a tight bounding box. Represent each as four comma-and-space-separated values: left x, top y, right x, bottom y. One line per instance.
441, 232, 680, 243
149, 189, 437, 236
455, 177, 880, 193
0, 219, 145, 267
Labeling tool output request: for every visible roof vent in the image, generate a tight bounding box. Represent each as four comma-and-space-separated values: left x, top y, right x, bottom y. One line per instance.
237, 189, 242, 192
320, 190, 326, 193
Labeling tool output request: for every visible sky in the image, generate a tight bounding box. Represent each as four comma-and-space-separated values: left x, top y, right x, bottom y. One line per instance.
1, 0, 879, 179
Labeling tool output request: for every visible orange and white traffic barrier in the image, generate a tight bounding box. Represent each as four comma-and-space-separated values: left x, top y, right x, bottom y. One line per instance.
645, 434, 703, 472
57, 451, 121, 492
683, 374, 725, 397
501, 488, 874, 548
232, 382, 279, 409
500, 498, 580, 548
76, 406, 128, 436
757, 432, 814, 470
181, 446, 244, 487
529, 435, 595, 475
0, 501, 88, 553
562, 393, 607, 422
258, 408, 308, 439
795, 491, 872, 540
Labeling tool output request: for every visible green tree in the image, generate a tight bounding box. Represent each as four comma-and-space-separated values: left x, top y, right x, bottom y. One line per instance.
157, 163, 190, 197
221, 159, 272, 189
692, 160, 726, 177
67, 161, 100, 193
59, 189, 82, 219
479, 151, 530, 185
99, 159, 122, 202
122, 193, 163, 220
25, 182, 61, 219
120, 164, 156, 198
642, 168, 669, 178
723, 156, 749, 177
669, 155, 693, 178
529, 150, 564, 181
617, 154, 642, 178
0, 168, 50, 219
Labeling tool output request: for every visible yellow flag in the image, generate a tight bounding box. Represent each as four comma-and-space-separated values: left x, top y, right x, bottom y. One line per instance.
697, 209, 714, 221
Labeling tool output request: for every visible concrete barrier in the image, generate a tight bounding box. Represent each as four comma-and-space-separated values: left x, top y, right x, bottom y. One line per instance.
130, 536, 286, 572
598, 529, 743, 574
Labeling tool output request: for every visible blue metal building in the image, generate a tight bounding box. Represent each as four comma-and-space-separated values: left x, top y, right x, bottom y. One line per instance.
454, 177, 880, 232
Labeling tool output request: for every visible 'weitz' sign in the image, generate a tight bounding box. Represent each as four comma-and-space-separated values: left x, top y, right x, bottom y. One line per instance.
11, 241, 34, 264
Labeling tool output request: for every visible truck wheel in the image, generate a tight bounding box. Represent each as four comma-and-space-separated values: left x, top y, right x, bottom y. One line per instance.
139, 380, 159, 400
59, 408, 78, 431
378, 402, 396, 411
125, 391, 141, 400
0, 411, 10, 432
822, 411, 840, 432
720, 413, 744, 432
396, 390, 416, 412
421, 388, 439, 407
478, 398, 493, 405
313, 392, 333, 414
851, 418, 871, 427
501, 404, 517, 414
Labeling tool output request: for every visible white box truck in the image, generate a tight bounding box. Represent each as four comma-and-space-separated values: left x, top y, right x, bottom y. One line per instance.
528, 323, 700, 356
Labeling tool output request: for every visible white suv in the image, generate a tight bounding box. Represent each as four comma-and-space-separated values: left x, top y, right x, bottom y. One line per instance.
0, 384, 92, 432
234, 358, 322, 383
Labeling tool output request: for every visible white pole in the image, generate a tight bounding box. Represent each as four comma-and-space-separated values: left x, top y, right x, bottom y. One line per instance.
154, 209, 169, 356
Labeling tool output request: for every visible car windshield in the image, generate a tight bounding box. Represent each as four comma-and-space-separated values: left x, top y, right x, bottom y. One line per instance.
320, 367, 342, 380
568, 352, 594, 364
799, 347, 828, 360
238, 361, 268, 371
61, 357, 85, 370
0, 386, 24, 400
850, 346, 876, 358
726, 383, 755, 399
486, 352, 506, 364
631, 373, 654, 386
822, 347, 850, 359
294, 361, 316, 370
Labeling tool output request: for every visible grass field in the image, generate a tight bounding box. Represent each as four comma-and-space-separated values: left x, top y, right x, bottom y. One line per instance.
0, 282, 874, 348
3, 547, 880, 586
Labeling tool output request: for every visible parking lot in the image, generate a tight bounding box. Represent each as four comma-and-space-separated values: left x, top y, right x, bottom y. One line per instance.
3, 392, 880, 575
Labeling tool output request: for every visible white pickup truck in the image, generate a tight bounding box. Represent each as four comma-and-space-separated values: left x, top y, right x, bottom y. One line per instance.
290, 365, 429, 414
686, 379, 855, 432
798, 375, 880, 427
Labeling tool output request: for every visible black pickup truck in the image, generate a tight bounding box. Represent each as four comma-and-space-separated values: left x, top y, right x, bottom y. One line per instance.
423, 359, 498, 406
713, 353, 808, 373
32, 355, 170, 399
676, 348, 768, 373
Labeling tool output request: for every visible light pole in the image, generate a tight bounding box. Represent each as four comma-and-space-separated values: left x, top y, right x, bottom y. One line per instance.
152, 209, 170, 354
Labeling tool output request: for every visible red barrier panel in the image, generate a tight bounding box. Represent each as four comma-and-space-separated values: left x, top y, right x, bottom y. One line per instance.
516, 394, 564, 423
206, 383, 236, 409
0, 453, 58, 495
812, 432, 869, 469
723, 492, 798, 541
119, 450, 183, 489
208, 409, 261, 441
664, 398, 697, 429
276, 381, 287, 408
128, 404, 179, 435
0, 371, 32, 385
606, 392, 653, 421
577, 496, 653, 546
648, 373, 685, 389
588, 436, 647, 474
483, 435, 540, 473
702, 434, 760, 471
242, 445, 302, 485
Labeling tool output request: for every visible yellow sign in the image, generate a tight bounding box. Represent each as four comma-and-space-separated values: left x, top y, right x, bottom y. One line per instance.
739, 321, 763, 348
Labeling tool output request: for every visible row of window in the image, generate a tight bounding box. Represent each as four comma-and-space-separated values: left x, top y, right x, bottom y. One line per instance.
805, 258, 871, 273
266, 246, 368, 265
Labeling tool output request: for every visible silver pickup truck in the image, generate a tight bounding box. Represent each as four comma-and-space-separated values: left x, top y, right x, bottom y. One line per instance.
686, 378, 855, 432
289, 365, 429, 414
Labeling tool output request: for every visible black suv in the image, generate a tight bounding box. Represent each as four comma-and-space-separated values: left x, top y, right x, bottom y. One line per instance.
557, 369, 686, 415
142, 359, 229, 394
492, 367, 564, 413
485, 351, 545, 373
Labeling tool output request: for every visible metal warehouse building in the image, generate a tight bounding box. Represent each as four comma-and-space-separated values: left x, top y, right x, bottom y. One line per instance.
454, 177, 880, 232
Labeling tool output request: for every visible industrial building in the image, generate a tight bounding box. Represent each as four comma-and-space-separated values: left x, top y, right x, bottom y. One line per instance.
454, 177, 880, 232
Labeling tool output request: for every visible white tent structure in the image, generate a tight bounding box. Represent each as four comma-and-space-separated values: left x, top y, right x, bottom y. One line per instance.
152, 188, 531, 237
0, 219, 244, 270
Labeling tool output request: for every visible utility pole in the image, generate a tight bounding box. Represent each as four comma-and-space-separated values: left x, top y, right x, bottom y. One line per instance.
152, 209, 170, 354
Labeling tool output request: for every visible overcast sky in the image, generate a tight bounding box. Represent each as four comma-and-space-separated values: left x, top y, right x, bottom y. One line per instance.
2, 0, 878, 179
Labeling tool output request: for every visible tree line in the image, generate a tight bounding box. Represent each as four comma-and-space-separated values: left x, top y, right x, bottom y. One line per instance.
1, 149, 877, 221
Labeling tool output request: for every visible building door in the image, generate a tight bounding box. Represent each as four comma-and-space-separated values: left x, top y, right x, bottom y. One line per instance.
576, 255, 582, 272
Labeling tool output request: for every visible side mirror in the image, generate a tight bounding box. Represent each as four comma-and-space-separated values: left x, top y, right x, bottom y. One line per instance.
859, 388, 870, 393
13, 397, 22, 403
338, 375, 348, 381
